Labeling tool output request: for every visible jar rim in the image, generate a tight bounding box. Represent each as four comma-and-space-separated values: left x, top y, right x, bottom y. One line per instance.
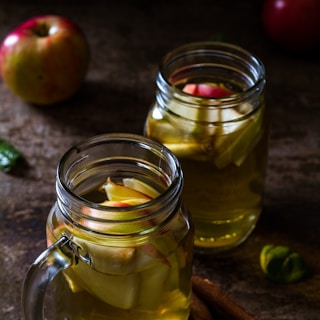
55, 133, 183, 230
158, 41, 265, 106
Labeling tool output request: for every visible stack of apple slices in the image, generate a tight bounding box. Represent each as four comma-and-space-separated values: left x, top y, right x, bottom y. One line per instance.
62, 177, 187, 311
183, 83, 264, 168
213, 105, 263, 168
147, 82, 264, 168
102, 177, 160, 205
80, 177, 159, 233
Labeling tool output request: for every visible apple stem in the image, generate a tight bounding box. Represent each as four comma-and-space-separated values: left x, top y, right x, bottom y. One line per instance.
33, 23, 50, 37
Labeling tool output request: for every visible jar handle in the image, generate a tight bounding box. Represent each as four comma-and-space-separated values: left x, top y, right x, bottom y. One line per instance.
22, 235, 75, 320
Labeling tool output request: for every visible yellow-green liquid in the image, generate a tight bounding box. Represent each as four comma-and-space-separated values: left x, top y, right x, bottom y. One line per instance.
45, 244, 192, 320
176, 134, 268, 252
145, 91, 269, 253
45, 187, 193, 319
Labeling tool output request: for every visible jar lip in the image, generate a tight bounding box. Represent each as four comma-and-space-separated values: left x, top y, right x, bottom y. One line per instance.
56, 175, 182, 236
170, 76, 265, 106
58, 175, 180, 215
56, 133, 183, 223
163, 41, 260, 57
159, 40, 265, 106
161, 41, 265, 71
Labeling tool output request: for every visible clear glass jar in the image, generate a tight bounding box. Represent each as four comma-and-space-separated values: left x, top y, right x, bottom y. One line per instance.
22, 133, 194, 320
144, 41, 269, 254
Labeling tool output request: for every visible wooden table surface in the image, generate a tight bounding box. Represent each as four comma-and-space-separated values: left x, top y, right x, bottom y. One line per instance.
1, 1, 319, 319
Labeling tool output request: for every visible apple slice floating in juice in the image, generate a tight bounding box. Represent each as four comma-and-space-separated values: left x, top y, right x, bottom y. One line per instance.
97, 178, 175, 260
138, 262, 170, 308
100, 198, 150, 207
74, 177, 185, 309
82, 200, 152, 234
122, 178, 160, 198
103, 177, 152, 202
73, 260, 140, 309
183, 83, 234, 97
213, 107, 264, 168
182, 82, 263, 168
99, 200, 131, 207
169, 82, 235, 126
83, 178, 155, 224
101, 178, 184, 269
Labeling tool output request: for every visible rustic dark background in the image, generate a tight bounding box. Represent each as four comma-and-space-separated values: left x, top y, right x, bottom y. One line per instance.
1, 1, 319, 319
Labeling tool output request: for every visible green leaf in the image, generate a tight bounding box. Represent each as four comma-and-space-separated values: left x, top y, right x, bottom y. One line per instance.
0, 139, 23, 172
260, 245, 309, 284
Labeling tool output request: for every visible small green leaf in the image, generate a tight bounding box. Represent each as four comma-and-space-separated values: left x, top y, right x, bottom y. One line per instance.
260, 245, 309, 284
0, 139, 23, 172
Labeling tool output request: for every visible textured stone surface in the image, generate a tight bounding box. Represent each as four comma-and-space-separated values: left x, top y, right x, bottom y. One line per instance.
0, 1, 319, 319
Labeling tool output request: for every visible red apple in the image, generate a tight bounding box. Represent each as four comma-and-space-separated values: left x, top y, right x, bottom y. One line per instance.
262, 0, 320, 52
0, 15, 90, 105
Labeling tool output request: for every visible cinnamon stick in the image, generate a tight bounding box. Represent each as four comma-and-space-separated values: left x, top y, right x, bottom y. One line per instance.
190, 290, 215, 320
192, 275, 260, 320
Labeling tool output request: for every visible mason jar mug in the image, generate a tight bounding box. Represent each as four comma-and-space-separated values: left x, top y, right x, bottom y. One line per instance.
22, 133, 194, 320
144, 41, 269, 254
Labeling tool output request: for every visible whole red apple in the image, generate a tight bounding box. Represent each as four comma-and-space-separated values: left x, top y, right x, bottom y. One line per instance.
262, 0, 320, 52
0, 15, 90, 105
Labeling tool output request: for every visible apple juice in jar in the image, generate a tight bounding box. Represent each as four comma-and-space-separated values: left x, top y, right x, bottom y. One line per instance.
144, 42, 269, 254
35, 134, 193, 320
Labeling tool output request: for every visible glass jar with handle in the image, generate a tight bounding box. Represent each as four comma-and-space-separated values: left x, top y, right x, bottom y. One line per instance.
22, 133, 194, 320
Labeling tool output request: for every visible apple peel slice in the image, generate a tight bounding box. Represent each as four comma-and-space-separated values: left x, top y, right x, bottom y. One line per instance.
103, 178, 152, 202
123, 178, 160, 198
214, 107, 264, 168
183, 83, 234, 98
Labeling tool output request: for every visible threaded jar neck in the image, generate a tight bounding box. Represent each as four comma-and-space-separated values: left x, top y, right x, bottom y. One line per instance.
156, 41, 266, 123
55, 133, 183, 236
